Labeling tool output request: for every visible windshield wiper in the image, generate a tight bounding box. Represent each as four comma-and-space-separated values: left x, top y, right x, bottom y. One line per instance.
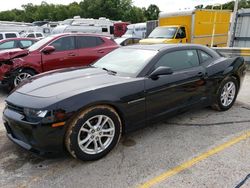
102, 68, 117, 75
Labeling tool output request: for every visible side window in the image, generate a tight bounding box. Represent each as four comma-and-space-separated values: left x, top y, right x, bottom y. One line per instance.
77, 36, 104, 49
27, 34, 35, 38
5, 33, 17, 38
96, 37, 104, 46
0, 41, 15, 49
36, 33, 43, 38
155, 50, 199, 71
133, 38, 140, 44
176, 27, 186, 39
200, 50, 212, 63
110, 26, 114, 35
124, 39, 133, 46
0, 34, 3, 40
19, 40, 33, 48
102, 28, 108, 32
51, 36, 75, 52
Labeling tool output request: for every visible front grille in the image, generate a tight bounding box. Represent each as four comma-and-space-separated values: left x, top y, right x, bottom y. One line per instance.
7, 102, 24, 115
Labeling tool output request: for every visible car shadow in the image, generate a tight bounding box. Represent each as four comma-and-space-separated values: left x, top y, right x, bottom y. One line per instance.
0, 103, 250, 187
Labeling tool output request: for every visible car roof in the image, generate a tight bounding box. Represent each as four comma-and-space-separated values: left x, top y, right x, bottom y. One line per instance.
124, 44, 221, 58
0, 37, 38, 42
117, 37, 141, 39
123, 44, 207, 51
26, 32, 43, 34
0, 32, 19, 34
158, 25, 182, 28
50, 33, 113, 39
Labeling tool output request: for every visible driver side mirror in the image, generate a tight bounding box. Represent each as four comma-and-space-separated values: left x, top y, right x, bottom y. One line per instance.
42, 46, 55, 54
149, 66, 173, 80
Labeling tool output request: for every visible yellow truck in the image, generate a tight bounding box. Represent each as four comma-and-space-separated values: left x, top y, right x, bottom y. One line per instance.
140, 9, 231, 47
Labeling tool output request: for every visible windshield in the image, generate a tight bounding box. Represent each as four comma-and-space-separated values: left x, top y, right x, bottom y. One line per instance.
148, 27, 177, 39
28, 36, 54, 51
124, 29, 133, 35
94, 48, 157, 77
114, 38, 126, 44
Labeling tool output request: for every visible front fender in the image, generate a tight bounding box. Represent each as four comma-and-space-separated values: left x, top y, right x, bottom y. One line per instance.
12, 58, 41, 73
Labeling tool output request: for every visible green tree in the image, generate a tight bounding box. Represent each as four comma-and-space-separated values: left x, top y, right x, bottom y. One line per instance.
68, 2, 81, 18
144, 4, 160, 20
0, 0, 155, 23
124, 6, 146, 23
205, 0, 250, 10
21, 3, 37, 22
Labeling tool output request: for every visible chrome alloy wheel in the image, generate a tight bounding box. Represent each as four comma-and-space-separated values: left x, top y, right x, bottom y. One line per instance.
77, 115, 115, 155
14, 72, 32, 86
220, 81, 236, 107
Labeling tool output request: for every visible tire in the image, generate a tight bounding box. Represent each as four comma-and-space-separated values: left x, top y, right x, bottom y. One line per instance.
65, 105, 122, 161
212, 77, 239, 111
13, 69, 36, 87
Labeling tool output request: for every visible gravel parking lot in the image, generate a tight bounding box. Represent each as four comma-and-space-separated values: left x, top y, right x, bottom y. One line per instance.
0, 74, 250, 188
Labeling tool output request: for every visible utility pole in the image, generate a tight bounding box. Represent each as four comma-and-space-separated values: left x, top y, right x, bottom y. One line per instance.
228, 0, 239, 47
211, 3, 222, 47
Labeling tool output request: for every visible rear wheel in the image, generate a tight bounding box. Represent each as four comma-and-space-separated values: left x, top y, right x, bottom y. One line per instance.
212, 77, 238, 111
65, 105, 122, 161
13, 69, 35, 87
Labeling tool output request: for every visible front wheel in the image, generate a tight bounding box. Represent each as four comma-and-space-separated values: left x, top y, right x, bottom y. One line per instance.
212, 77, 238, 111
65, 105, 122, 161
13, 69, 35, 87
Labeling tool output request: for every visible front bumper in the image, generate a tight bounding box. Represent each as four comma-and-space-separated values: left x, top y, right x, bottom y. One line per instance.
0, 64, 12, 83
3, 108, 66, 156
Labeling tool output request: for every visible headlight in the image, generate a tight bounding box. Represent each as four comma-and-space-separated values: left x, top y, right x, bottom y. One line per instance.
23, 108, 67, 124
23, 108, 48, 118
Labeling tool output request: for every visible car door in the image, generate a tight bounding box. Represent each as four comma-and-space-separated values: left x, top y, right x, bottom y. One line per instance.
42, 36, 79, 71
145, 49, 207, 120
76, 36, 110, 66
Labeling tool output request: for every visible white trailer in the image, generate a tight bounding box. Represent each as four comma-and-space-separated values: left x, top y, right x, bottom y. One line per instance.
122, 23, 146, 39
52, 17, 115, 36
0, 21, 52, 37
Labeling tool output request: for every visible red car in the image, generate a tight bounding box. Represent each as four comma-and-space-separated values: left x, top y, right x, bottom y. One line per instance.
0, 33, 118, 87
0, 38, 38, 51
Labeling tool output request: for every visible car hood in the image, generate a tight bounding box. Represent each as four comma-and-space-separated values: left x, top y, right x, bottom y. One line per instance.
0, 48, 29, 62
139, 38, 175, 44
15, 67, 133, 98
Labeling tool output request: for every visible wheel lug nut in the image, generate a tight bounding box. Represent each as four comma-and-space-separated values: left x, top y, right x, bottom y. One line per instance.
91, 136, 94, 139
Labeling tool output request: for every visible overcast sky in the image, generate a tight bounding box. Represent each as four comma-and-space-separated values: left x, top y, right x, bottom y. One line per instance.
0, 0, 233, 12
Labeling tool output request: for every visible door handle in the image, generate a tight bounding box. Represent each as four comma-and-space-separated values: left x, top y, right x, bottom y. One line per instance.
197, 72, 204, 78
68, 53, 76, 57
98, 50, 105, 53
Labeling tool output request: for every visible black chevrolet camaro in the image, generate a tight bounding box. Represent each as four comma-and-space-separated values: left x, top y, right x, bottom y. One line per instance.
3, 44, 247, 161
